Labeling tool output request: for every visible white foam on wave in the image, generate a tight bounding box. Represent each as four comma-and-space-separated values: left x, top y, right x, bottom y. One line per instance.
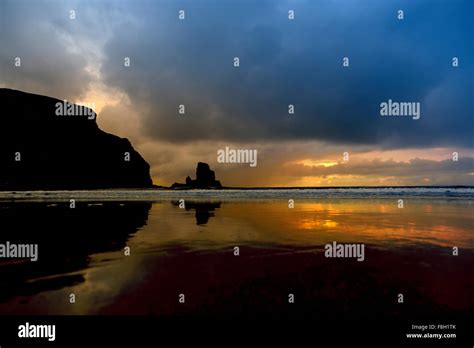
0, 187, 473, 202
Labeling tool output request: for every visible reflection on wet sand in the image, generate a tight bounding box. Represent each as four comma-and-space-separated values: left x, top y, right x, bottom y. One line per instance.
171, 201, 221, 225
0, 198, 472, 320
0, 201, 151, 303
139, 199, 474, 250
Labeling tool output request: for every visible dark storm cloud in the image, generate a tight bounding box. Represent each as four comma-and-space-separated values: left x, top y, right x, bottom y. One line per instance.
0, 0, 96, 99
1, 0, 472, 149
99, 0, 473, 148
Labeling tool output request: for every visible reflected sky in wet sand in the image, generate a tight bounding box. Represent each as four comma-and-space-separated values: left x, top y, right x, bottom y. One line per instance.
0, 198, 473, 317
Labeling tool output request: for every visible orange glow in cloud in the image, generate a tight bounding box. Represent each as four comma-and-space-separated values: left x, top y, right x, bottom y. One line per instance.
294, 159, 339, 167
351, 148, 458, 162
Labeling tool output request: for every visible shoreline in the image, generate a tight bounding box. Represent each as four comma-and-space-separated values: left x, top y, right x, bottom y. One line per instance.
1, 185, 472, 192
0, 186, 473, 202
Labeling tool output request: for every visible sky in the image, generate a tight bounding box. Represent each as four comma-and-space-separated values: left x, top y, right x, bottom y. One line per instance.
1, 0, 473, 186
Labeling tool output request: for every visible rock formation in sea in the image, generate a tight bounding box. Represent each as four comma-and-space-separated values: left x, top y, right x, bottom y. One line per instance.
171, 162, 222, 189
0, 88, 153, 190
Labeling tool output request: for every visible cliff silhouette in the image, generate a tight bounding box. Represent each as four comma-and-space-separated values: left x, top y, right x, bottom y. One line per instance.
0, 88, 153, 189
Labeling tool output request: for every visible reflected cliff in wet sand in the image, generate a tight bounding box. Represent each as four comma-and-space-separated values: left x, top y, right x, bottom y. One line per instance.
0, 201, 151, 303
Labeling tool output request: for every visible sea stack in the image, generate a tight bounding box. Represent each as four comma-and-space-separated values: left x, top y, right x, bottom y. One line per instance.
172, 162, 222, 189
0, 88, 153, 190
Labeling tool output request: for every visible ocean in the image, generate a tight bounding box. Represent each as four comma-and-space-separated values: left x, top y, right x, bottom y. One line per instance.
1, 186, 473, 201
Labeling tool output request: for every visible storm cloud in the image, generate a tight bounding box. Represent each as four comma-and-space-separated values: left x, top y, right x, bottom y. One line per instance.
1, 0, 472, 186
98, 0, 473, 147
